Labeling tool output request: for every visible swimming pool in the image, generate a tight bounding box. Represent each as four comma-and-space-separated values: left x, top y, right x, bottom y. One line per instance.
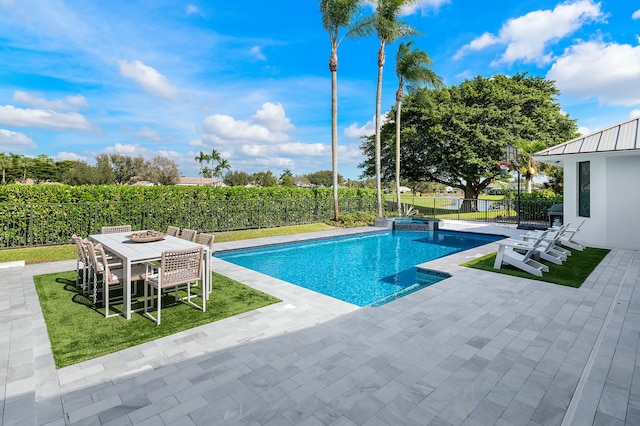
216, 230, 503, 307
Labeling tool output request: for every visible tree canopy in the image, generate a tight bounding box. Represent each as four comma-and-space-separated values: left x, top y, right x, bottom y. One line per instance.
360, 73, 578, 203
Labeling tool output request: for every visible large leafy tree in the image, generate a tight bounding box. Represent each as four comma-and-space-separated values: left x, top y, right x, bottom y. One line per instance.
145, 156, 180, 185
354, 0, 420, 216
360, 73, 578, 209
393, 41, 442, 214
320, 0, 364, 221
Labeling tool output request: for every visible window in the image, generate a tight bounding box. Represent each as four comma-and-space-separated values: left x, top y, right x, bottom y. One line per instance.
578, 161, 590, 217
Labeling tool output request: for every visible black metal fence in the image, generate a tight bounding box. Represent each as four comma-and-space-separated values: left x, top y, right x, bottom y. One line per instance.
0, 197, 376, 249
0, 196, 561, 249
386, 197, 561, 229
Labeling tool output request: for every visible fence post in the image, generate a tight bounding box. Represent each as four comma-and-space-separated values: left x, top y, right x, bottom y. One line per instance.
29, 204, 34, 247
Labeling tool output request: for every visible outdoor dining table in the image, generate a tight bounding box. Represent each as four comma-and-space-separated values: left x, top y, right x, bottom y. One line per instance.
89, 231, 211, 320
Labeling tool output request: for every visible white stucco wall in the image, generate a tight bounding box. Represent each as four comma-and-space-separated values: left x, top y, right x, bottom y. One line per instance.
562, 154, 640, 250
605, 155, 640, 249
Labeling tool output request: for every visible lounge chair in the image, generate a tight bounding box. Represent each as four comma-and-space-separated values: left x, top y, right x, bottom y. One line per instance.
493, 231, 550, 277
522, 227, 570, 265
555, 220, 585, 251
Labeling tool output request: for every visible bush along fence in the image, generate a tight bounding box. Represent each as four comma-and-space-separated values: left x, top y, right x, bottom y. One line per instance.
0, 197, 377, 249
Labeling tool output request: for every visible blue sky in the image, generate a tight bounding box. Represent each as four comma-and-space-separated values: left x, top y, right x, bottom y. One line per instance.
0, 0, 639, 180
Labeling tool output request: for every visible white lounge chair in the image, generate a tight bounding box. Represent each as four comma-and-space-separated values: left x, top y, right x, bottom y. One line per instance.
522, 227, 569, 265
555, 220, 585, 251
526, 221, 584, 252
493, 231, 550, 277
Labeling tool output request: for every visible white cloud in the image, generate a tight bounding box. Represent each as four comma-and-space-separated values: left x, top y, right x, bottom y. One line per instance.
402, 0, 451, 15
104, 142, 145, 155
136, 126, 162, 141
249, 46, 267, 61
0, 105, 92, 131
633, 9, 640, 19
185, 4, 201, 16
275, 142, 328, 156
547, 40, 640, 106
344, 115, 385, 138
251, 102, 293, 131
0, 128, 36, 150
578, 126, 591, 135
201, 102, 293, 144
454, 32, 500, 60
118, 60, 179, 99
13, 91, 88, 111
55, 151, 89, 162
631, 110, 640, 118
367, 0, 450, 16
455, 0, 603, 64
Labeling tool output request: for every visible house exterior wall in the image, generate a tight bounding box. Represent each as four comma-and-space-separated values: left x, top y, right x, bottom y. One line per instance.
562, 154, 640, 250
605, 155, 640, 249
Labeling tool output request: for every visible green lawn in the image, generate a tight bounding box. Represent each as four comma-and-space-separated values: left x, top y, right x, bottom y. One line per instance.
34, 270, 280, 368
0, 223, 340, 264
461, 247, 610, 287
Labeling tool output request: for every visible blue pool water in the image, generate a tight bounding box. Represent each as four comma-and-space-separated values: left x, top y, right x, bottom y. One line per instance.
216, 230, 503, 307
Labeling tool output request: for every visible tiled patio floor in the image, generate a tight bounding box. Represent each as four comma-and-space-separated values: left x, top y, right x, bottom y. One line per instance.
1, 221, 639, 425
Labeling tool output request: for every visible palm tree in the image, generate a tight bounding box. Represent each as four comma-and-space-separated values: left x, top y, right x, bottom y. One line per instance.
209, 149, 221, 185
195, 151, 209, 185
393, 41, 442, 215
320, 0, 364, 221
357, 0, 420, 216
213, 158, 231, 184
0, 153, 10, 184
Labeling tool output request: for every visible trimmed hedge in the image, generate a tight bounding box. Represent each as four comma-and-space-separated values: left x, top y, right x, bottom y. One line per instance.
0, 185, 377, 248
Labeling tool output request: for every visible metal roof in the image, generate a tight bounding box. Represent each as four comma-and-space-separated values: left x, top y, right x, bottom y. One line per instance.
534, 117, 640, 159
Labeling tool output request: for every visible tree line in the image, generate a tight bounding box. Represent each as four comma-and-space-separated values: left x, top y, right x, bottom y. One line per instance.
0, 153, 181, 186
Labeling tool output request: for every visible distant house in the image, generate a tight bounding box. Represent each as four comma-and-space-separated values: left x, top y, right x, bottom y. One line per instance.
534, 117, 640, 250
177, 177, 224, 187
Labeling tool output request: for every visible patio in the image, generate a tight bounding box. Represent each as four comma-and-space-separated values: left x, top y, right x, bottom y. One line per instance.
2, 221, 639, 425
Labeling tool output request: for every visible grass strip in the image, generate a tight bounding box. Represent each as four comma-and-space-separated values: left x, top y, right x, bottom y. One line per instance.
0, 223, 340, 264
34, 271, 280, 368
461, 247, 610, 288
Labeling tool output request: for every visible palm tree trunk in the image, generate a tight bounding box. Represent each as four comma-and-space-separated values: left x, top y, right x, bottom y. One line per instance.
331, 59, 339, 221
395, 99, 402, 216
375, 47, 385, 217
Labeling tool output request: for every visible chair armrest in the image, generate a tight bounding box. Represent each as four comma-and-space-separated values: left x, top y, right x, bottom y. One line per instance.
499, 239, 535, 249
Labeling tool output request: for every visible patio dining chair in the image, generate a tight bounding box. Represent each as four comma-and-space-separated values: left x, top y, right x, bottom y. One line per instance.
196, 232, 215, 250
71, 234, 90, 290
179, 228, 197, 242
166, 225, 180, 237
143, 246, 206, 325
493, 231, 550, 277
101, 225, 132, 234
86, 242, 146, 317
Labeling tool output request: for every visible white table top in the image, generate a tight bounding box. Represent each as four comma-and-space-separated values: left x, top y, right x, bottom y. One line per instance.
90, 231, 204, 262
